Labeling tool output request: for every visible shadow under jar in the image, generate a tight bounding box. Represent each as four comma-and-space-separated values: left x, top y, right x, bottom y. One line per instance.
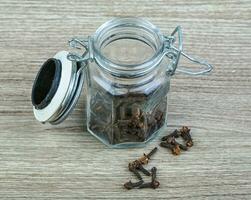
31, 18, 212, 148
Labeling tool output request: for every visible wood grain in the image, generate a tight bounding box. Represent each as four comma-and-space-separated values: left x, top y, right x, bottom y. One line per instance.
0, 0, 251, 199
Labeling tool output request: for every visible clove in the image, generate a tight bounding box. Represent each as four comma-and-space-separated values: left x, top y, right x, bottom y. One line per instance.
129, 147, 158, 169
160, 139, 181, 155
151, 167, 157, 182
138, 165, 151, 176
138, 167, 160, 189
160, 126, 193, 155
167, 136, 188, 151
125, 148, 159, 190
180, 126, 193, 147
124, 180, 144, 190
138, 180, 160, 189
161, 129, 180, 141
128, 167, 143, 180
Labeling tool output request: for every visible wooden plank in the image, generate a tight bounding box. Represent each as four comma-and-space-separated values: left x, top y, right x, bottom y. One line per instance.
0, 0, 250, 199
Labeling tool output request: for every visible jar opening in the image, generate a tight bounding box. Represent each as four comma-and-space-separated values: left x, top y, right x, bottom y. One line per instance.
101, 38, 155, 66
93, 18, 165, 77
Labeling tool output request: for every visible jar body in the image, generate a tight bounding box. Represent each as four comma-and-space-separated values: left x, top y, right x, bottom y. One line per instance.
86, 58, 170, 148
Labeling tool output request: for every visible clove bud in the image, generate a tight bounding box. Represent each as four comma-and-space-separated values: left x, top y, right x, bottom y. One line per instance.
180, 126, 193, 147
124, 180, 144, 190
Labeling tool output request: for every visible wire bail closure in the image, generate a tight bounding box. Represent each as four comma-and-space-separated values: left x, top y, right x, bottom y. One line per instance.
68, 26, 213, 77
165, 26, 213, 76
67, 36, 93, 63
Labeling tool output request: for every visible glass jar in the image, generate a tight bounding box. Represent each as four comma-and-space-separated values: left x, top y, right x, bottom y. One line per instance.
31, 18, 212, 148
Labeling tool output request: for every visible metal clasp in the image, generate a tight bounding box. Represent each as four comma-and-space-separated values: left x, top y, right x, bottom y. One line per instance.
67, 36, 93, 63
164, 26, 213, 76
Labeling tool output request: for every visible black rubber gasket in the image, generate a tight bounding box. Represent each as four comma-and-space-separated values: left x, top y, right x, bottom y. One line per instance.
31, 58, 62, 110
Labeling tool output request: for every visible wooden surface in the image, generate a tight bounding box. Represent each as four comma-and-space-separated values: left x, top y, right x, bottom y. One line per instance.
0, 0, 251, 199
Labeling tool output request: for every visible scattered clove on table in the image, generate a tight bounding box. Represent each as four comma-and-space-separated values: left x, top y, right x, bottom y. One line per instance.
128, 147, 158, 172
124, 126, 196, 190
124, 180, 144, 190
124, 126, 195, 190
138, 167, 160, 189
160, 139, 181, 155
161, 129, 180, 141
180, 126, 193, 147
160, 126, 193, 155
124, 147, 159, 190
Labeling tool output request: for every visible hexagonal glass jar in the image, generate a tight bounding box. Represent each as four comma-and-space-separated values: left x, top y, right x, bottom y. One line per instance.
85, 19, 171, 147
